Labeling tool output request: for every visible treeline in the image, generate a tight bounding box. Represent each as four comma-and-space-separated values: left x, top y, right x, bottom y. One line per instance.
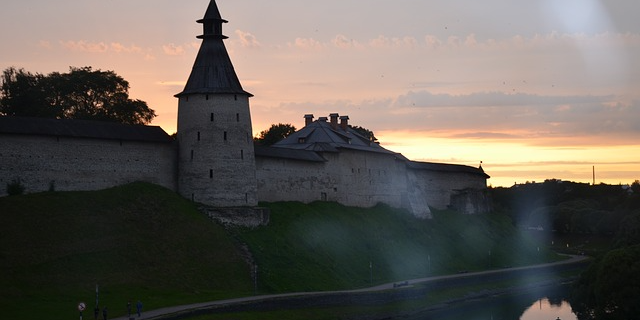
491, 179, 639, 235
491, 180, 640, 319
0, 66, 155, 125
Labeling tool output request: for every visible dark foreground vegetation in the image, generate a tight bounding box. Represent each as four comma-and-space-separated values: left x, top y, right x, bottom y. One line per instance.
492, 180, 640, 320
1, 182, 561, 320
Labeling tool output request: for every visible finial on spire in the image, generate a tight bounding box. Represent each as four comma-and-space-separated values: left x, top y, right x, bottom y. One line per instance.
197, 0, 228, 40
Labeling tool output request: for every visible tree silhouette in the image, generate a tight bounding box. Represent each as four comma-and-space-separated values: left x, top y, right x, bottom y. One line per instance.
1, 66, 156, 125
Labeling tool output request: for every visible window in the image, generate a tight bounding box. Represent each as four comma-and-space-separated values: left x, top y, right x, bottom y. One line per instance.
211, 113, 214, 122
209, 169, 213, 178
190, 150, 194, 160
241, 149, 244, 160
236, 113, 240, 122
224, 131, 227, 141
234, 95, 238, 101
206, 94, 209, 100
197, 132, 201, 141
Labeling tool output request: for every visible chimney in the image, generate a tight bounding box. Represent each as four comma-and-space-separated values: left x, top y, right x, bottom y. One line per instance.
339, 115, 349, 131
304, 114, 314, 126
329, 113, 339, 130
318, 116, 328, 122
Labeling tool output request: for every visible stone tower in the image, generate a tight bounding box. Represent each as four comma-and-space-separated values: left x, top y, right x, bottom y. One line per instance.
175, 0, 258, 207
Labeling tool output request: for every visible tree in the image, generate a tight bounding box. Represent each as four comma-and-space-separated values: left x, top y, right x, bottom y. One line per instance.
349, 125, 378, 143
254, 123, 297, 146
0, 66, 156, 125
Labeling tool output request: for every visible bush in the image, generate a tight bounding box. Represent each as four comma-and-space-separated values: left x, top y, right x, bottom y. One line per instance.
7, 178, 25, 196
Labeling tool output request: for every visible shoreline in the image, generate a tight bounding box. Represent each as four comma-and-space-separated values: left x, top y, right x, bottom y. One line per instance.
123, 255, 589, 320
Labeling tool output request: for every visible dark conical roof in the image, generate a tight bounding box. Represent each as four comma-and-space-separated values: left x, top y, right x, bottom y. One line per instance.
175, 0, 251, 97
199, 0, 226, 23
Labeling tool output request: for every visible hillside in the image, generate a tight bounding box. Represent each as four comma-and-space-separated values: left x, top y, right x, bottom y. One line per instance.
236, 202, 559, 293
0, 183, 558, 319
0, 183, 253, 320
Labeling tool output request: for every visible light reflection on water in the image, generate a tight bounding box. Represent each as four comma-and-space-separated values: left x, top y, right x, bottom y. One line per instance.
405, 286, 577, 320
521, 298, 577, 320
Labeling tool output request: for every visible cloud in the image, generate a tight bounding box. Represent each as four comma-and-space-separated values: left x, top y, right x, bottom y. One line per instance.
290, 37, 325, 50
273, 90, 638, 146
162, 43, 186, 56
60, 40, 147, 56
332, 34, 362, 49
234, 30, 261, 48
61, 40, 109, 53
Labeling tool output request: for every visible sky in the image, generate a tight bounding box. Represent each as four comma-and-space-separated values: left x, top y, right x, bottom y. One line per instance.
1, 0, 639, 187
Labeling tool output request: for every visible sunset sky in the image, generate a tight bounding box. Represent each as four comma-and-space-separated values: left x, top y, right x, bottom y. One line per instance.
1, 0, 639, 187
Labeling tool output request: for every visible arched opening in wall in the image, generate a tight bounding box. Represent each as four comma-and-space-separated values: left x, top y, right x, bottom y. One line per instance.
321, 192, 328, 201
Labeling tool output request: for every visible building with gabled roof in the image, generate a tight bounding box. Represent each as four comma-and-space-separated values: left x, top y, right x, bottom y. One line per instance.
254, 113, 490, 218
0, 0, 490, 217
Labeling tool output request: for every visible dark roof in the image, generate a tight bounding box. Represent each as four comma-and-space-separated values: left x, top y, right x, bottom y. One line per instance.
254, 145, 326, 162
272, 120, 397, 155
408, 161, 490, 178
0, 116, 173, 143
175, 0, 252, 97
199, 0, 226, 23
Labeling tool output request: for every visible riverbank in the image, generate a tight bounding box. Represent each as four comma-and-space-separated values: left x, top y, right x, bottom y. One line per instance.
122, 255, 588, 320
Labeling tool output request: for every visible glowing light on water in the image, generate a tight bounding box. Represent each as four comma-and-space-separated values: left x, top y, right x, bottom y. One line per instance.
520, 298, 577, 320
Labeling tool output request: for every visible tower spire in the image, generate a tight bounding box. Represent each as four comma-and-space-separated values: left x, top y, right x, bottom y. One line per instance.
175, 0, 251, 97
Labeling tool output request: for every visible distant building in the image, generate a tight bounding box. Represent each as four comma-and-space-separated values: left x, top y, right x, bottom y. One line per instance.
0, 0, 490, 217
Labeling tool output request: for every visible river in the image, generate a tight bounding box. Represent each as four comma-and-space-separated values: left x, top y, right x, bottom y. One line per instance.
405, 285, 577, 320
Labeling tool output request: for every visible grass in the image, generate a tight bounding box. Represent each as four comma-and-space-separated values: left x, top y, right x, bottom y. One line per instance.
1, 184, 564, 320
234, 201, 562, 293
0, 182, 253, 320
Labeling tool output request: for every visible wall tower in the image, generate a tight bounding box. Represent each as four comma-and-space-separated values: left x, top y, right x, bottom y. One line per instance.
175, 0, 258, 207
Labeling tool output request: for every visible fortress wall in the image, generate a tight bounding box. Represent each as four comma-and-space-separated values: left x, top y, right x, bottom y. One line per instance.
256, 149, 410, 211
412, 168, 487, 210
255, 157, 334, 203
322, 150, 408, 209
0, 133, 176, 196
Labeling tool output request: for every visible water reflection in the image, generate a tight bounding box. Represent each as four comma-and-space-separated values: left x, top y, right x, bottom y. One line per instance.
406, 286, 577, 320
521, 298, 576, 320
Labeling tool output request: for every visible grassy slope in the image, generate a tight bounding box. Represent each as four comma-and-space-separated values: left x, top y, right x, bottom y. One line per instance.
0, 183, 252, 320
236, 201, 559, 293
0, 184, 559, 319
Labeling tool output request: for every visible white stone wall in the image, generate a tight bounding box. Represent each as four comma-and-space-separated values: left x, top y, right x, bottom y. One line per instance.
177, 93, 258, 207
0, 133, 176, 196
256, 149, 487, 216
256, 149, 432, 216
411, 168, 487, 210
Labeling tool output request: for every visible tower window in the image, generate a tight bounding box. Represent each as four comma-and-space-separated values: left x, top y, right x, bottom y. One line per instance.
236, 113, 240, 122
241, 149, 244, 160
234, 95, 238, 101
190, 150, 194, 160
206, 94, 209, 100
210, 113, 214, 122
209, 169, 213, 178
197, 132, 201, 141
224, 131, 227, 141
